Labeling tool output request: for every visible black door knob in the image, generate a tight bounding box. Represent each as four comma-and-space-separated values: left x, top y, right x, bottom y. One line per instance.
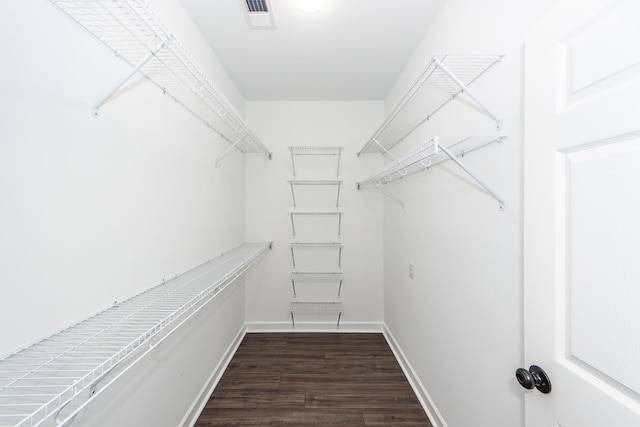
515, 365, 551, 394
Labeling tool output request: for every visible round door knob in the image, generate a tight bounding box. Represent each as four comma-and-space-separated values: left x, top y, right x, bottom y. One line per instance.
516, 368, 535, 389
515, 365, 552, 394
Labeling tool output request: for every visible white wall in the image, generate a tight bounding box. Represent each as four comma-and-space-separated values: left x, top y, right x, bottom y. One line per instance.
244, 101, 384, 330
381, 1, 561, 427
0, 0, 251, 425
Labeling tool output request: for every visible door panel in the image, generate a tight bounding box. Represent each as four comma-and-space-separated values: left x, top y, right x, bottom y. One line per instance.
565, 139, 640, 396
524, 0, 640, 425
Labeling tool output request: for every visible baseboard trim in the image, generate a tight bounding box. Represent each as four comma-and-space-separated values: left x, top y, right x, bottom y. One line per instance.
180, 325, 247, 427
382, 324, 448, 427
245, 321, 383, 333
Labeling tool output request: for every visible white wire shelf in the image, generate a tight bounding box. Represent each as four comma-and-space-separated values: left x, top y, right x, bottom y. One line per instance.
357, 136, 506, 209
0, 242, 272, 427
288, 212, 343, 238
287, 180, 343, 208
49, 0, 271, 163
289, 302, 343, 328
357, 54, 503, 155
289, 242, 343, 268
288, 146, 343, 177
290, 272, 344, 298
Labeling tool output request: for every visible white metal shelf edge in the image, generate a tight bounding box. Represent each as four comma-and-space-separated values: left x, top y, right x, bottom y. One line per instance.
288, 146, 343, 177
0, 242, 272, 427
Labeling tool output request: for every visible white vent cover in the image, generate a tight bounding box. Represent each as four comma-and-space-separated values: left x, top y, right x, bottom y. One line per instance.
241, 0, 276, 30
246, 0, 268, 12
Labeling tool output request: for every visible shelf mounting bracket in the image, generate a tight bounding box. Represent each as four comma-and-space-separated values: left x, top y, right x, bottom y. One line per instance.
375, 181, 405, 209
215, 132, 248, 166
433, 57, 502, 130
92, 40, 166, 118
434, 139, 504, 210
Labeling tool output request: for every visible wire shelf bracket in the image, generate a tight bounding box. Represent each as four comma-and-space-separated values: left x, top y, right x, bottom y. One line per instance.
357, 54, 503, 155
289, 242, 343, 268
0, 242, 272, 427
357, 136, 506, 210
288, 146, 343, 177
49, 0, 272, 162
288, 180, 343, 208
290, 272, 344, 298
289, 302, 343, 328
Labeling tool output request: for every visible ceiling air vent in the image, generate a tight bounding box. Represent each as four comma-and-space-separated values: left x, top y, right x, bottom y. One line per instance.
241, 0, 276, 30
246, 0, 268, 12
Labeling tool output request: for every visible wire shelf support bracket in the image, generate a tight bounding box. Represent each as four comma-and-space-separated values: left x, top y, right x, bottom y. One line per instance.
92, 39, 166, 118
357, 54, 503, 156
0, 242, 272, 427
49, 0, 272, 162
357, 136, 506, 210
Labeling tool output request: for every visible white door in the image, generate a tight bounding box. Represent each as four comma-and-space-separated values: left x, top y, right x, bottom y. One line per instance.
523, 0, 640, 425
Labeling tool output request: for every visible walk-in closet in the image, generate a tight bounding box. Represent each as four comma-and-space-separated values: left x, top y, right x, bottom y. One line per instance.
2, 0, 639, 426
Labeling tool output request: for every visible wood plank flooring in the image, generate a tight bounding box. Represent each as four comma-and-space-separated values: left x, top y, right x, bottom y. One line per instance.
195, 333, 432, 426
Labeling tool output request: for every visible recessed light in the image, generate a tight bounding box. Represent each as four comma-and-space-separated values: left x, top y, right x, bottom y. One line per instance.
296, 0, 326, 13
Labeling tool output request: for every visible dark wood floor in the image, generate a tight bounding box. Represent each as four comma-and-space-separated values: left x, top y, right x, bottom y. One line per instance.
195, 333, 432, 426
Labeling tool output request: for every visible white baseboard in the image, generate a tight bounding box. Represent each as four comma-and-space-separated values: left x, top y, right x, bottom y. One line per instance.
382, 324, 448, 427
245, 321, 383, 333
180, 325, 247, 427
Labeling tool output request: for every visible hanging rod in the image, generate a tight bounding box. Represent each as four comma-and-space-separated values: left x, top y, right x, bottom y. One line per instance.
49, 0, 272, 161
357, 136, 506, 209
288, 146, 343, 177
357, 54, 503, 155
0, 242, 272, 427
287, 180, 343, 208
290, 272, 344, 297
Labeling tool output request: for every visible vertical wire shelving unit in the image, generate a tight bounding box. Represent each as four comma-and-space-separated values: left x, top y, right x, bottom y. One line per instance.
49, 0, 272, 165
0, 242, 272, 427
287, 147, 345, 328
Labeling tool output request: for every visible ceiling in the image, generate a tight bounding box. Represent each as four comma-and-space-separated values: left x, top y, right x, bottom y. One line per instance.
180, 0, 445, 101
